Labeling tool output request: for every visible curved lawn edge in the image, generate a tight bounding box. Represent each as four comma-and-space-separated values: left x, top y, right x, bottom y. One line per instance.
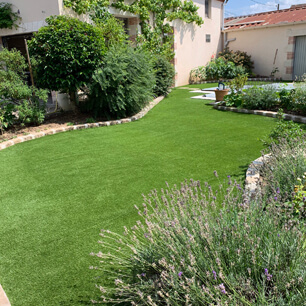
214, 105, 306, 124
0, 96, 164, 151
0, 284, 10, 306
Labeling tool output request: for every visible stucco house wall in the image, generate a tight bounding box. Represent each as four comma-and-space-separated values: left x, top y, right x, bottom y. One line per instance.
173, 0, 224, 86
0, 0, 61, 37
225, 23, 306, 80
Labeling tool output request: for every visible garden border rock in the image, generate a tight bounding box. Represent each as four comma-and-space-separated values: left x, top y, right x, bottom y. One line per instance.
213, 104, 306, 124
245, 155, 265, 194
0, 96, 164, 152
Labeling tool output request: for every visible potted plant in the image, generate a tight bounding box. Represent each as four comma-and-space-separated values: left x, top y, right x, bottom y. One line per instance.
214, 81, 229, 101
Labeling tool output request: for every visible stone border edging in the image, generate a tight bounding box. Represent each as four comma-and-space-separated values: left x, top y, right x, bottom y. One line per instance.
213, 105, 306, 124
0, 96, 164, 152
0, 284, 10, 306
245, 155, 264, 194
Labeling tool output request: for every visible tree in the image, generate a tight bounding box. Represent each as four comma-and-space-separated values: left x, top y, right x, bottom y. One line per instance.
28, 15, 106, 107
90, 3, 128, 49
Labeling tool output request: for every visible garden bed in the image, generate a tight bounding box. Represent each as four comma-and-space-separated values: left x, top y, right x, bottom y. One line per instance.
213, 104, 306, 124
0, 111, 92, 143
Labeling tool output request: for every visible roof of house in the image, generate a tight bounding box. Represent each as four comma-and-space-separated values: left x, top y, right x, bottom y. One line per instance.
224, 4, 306, 31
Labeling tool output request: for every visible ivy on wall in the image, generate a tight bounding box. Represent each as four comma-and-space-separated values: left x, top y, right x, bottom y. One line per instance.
63, 0, 99, 15
0, 2, 21, 29
63, 0, 204, 60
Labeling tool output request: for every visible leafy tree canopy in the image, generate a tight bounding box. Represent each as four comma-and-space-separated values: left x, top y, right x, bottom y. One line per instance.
28, 15, 106, 104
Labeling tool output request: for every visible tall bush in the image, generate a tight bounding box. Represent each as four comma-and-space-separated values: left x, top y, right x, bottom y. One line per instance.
204, 58, 245, 81
28, 15, 106, 107
219, 48, 254, 74
83, 46, 155, 118
152, 55, 175, 97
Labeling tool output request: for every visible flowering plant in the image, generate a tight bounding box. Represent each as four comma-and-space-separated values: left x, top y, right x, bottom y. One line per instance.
91, 177, 305, 304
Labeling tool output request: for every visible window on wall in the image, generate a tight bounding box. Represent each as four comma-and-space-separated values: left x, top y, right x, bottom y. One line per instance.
206, 34, 211, 43
205, 0, 211, 18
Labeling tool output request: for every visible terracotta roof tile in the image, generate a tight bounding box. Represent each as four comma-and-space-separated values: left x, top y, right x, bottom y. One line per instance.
224, 4, 306, 30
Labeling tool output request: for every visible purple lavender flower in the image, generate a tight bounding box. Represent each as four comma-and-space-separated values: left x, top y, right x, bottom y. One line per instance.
277, 233, 280, 237
227, 175, 231, 178
274, 196, 277, 201
276, 187, 280, 194
212, 270, 217, 280
178, 271, 183, 278
264, 268, 273, 281
218, 283, 226, 294
141, 273, 146, 277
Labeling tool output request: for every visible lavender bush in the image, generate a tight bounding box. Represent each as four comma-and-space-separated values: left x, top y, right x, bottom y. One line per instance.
91, 178, 305, 305
259, 135, 306, 204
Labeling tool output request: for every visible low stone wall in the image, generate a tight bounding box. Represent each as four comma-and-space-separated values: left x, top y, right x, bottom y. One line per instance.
0, 96, 164, 152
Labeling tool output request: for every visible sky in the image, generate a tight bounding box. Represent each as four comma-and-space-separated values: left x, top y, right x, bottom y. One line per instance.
224, 0, 306, 17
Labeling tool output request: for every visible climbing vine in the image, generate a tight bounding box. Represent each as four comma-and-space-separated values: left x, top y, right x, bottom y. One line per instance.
63, 0, 98, 15
0, 2, 21, 29
64, 0, 204, 59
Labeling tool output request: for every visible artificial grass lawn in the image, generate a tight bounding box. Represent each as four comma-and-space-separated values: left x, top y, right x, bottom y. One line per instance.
0, 85, 277, 305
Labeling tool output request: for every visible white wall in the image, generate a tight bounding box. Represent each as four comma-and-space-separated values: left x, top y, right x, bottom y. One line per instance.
0, 0, 62, 36
174, 0, 224, 86
225, 23, 306, 80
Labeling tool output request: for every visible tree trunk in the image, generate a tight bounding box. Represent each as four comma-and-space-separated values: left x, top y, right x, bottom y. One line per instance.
68, 91, 78, 112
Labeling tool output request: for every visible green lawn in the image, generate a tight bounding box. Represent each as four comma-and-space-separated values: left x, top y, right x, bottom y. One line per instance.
0, 85, 277, 305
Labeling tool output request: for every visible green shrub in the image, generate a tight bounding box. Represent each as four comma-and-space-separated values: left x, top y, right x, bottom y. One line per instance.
0, 48, 48, 132
152, 55, 175, 97
85, 117, 95, 123
0, 103, 15, 134
84, 46, 155, 118
92, 179, 305, 304
228, 74, 248, 93
29, 15, 106, 106
266, 109, 305, 146
291, 80, 306, 115
204, 58, 245, 81
218, 48, 254, 74
224, 92, 243, 107
242, 85, 278, 110
278, 88, 295, 110
259, 135, 306, 207
16, 98, 45, 126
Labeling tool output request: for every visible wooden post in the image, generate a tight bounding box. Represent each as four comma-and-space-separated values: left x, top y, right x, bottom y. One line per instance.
24, 39, 35, 87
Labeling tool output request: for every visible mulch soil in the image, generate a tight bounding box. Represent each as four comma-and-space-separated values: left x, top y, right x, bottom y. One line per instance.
0, 111, 98, 143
